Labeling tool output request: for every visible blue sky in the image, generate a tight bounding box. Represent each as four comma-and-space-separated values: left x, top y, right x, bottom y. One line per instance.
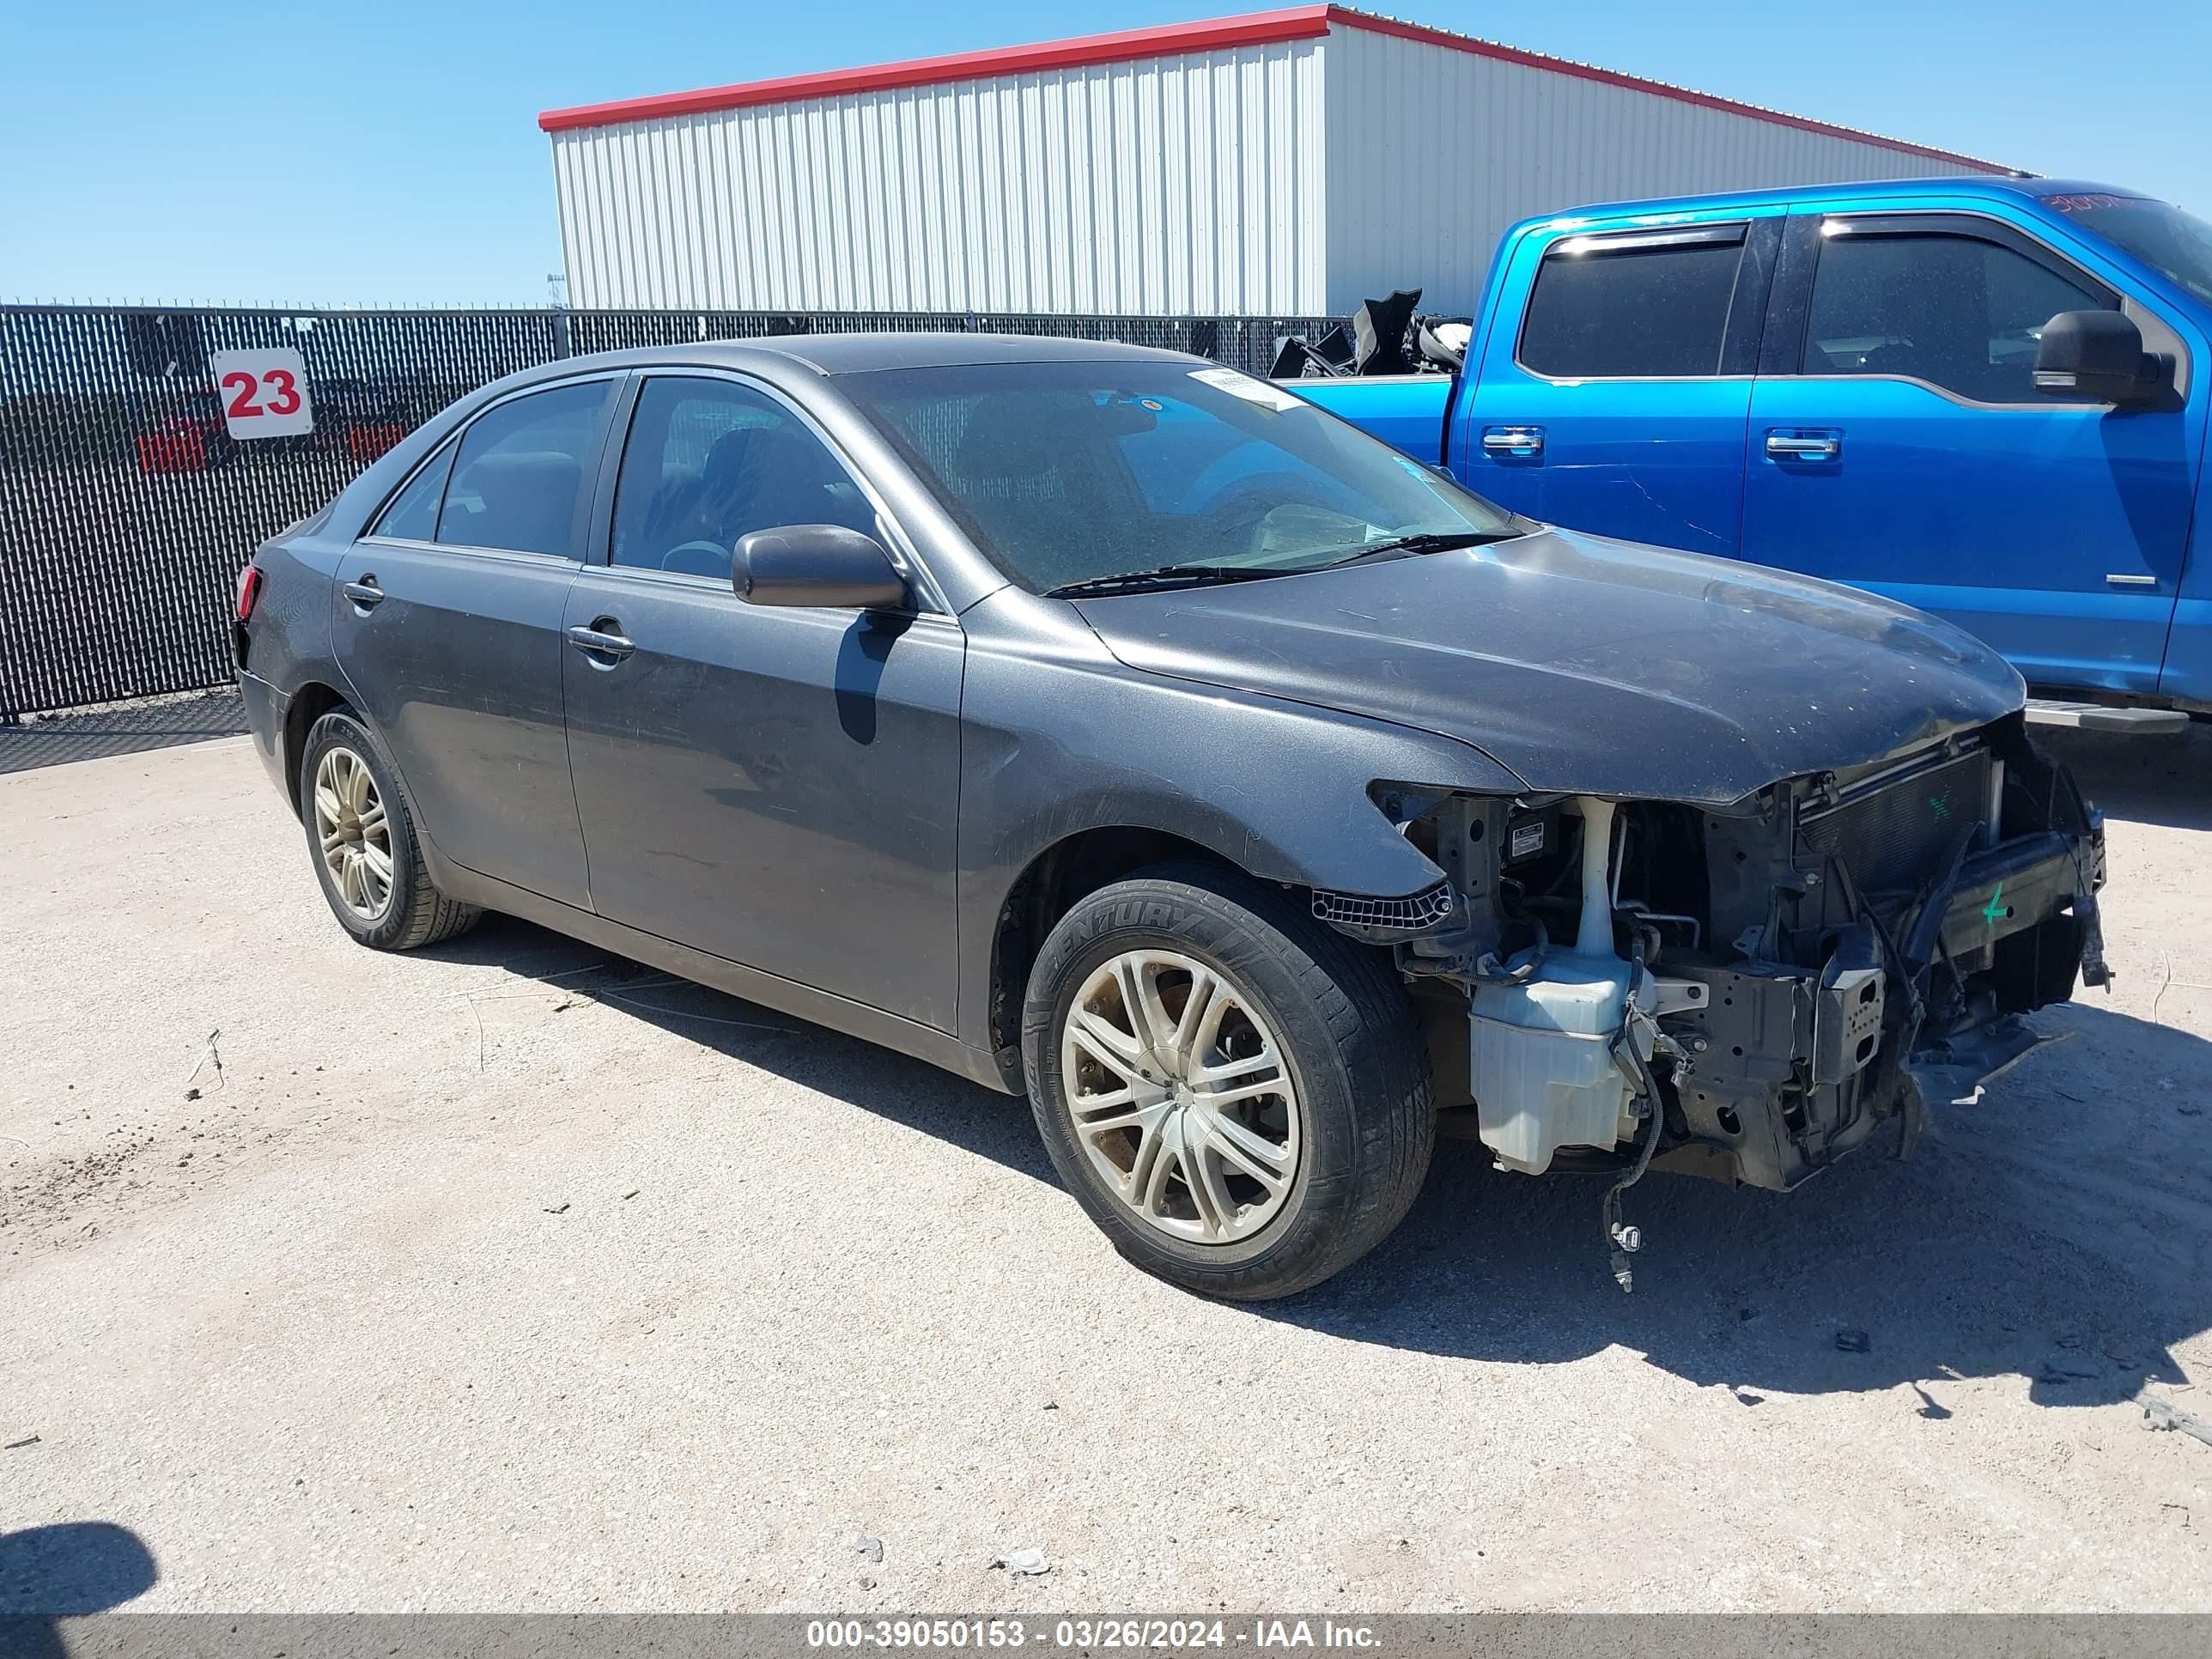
4, 0, 2206, 306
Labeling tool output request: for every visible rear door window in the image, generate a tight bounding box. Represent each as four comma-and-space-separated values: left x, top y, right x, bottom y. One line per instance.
434, 380, 614, 558
1802, 228, 2106, 403
1518, 232, 1747, 378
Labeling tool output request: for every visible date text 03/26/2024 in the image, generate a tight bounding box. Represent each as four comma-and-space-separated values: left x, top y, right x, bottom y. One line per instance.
805, 1619, 1382, 1650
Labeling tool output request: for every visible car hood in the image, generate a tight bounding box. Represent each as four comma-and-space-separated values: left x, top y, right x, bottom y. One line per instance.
1073, 527, 2024, 805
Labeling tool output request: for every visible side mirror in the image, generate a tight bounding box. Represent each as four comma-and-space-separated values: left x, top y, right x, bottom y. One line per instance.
2034, 310, 2171, 406
732, 525, 908, 610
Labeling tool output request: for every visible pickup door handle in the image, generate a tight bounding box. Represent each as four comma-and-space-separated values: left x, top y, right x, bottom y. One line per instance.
565, 622, 635, 663
340, 577, 384, 609
1480, 425, 1545, 459
1765, 430, 1843, 462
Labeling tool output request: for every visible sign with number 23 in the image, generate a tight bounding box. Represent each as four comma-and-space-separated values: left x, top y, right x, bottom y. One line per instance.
211, 349, 315, 440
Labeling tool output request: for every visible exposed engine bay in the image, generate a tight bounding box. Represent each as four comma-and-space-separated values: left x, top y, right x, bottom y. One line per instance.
1324, 715, 2108, 1285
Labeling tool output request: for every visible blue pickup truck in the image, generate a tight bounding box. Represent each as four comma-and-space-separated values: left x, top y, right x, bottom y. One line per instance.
1297, 176, 2212, 724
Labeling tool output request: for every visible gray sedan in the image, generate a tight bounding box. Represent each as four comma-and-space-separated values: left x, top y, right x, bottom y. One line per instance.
234, 335, 2106, 1298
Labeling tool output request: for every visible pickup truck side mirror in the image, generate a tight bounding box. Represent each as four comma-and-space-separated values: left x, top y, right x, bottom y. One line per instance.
732, 524, 908, 610
2034, 310, 2172, 407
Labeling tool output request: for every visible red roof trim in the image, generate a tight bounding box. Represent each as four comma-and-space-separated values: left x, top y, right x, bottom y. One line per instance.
536, 3, 2007, 174
537, 6, 1333, 131
1337, 11, 2006, 173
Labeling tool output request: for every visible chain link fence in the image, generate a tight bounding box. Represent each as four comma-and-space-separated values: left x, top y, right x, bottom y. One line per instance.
0, 305, 1334, 716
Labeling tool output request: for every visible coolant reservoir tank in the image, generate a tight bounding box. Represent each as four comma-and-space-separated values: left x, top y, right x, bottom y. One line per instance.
1470, 949, 1635, 1175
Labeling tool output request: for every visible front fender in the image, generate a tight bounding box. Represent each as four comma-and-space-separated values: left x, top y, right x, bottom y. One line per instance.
952, 592, 1521, 1054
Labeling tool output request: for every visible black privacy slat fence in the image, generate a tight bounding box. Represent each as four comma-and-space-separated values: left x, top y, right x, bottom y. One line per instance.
0, 305, 1336, 716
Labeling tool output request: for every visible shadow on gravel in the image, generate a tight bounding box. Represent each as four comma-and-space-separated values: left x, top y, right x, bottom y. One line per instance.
2037, 720, 2212, 833
429, 904, 2211, 1414
0, 690, 246, 775
422, 915, 1056, 1185
1274, 996, 2212, 1412
0, 1521, 157, 1655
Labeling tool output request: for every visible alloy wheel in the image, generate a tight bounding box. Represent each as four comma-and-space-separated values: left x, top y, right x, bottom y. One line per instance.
312, 746, 394, 921
1059, 949, 1302, 1244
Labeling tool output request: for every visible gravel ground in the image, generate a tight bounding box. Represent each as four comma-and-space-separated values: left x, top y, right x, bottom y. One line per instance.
3, 726, 2209, 1613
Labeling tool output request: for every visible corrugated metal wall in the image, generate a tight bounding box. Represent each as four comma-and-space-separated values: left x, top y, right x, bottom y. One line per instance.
549, 19, 1999, 319
551, 39, 1329, 314
1322, 25, 1975, 316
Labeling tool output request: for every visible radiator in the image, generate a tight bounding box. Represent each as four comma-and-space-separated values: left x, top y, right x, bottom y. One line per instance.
1797, 750, 1992, 901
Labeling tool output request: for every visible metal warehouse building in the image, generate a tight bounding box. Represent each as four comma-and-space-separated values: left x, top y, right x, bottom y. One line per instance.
540, 3, 2006, 317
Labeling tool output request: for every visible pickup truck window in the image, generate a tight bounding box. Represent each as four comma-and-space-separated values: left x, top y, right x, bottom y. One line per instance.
1518, 233, 1744, 379
2049, 193, 2212, 306
1803, 229, 2102, 404
842, 360, 1517, 594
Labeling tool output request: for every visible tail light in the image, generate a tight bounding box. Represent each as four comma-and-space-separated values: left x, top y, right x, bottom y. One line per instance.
234, 562, 264, 623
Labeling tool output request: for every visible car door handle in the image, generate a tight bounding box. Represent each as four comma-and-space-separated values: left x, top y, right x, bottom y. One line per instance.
1765, 431, 1843, 461
565, 622, 635, 663
1480, 425, 1545, 459
341, 577, 384, 609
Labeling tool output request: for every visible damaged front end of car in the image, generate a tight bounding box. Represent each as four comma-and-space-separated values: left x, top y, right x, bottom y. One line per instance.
1326, 714, 2107, 1284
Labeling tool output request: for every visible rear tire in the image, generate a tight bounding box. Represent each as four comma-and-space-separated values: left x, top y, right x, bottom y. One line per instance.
300, 707, 481, 951
1022, 862, 1433, 1300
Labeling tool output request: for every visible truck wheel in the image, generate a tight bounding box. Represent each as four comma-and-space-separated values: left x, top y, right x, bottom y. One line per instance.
1023, 863, 1434, 1300
300, 708, 481, 951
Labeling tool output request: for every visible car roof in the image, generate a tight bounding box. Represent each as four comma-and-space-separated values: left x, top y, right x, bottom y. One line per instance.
542, 331, 1204, 382
1512, 175, 2154, 231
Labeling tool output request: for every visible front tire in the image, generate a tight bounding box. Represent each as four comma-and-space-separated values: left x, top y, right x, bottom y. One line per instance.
1022, 863, 1434, 1300
300, 707, 481, 951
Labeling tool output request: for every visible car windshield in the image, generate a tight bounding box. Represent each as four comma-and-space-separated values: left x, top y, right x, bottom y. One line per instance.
2048, 191, 2212, 306
838, 359, 1522, 594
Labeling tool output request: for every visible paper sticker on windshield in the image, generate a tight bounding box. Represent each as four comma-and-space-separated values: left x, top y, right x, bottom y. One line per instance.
1188, 366, 1306, 413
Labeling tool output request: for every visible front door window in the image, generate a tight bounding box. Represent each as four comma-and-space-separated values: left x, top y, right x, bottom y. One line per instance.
610, 377, 878, 580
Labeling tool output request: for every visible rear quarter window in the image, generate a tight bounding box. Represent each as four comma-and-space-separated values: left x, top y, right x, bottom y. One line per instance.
370, 441, 454, 541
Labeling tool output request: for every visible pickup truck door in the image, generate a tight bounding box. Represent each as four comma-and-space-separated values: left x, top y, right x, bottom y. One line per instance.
1738, 210, 2194, 695
1454, 216, 1779, 558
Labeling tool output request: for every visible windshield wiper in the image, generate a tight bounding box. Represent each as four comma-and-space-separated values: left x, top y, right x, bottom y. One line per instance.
1047, 529, 1528, 597
1045, 563, 1297, 599
1313, 529, 1525, 570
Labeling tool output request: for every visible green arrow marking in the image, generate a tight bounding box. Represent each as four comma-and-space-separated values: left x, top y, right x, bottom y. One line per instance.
1982, 883, 2006, 927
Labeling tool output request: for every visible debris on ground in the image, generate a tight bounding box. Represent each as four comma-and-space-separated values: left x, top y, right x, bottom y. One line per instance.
2042, 1352, 2107, 1383
854, 1537, 884, 1565
991, 1548, 1051, 1576
5, 1435, 40, 1449
1835, 1329, 1871, 1353
543, 1203, 570, 1215
184, 1029, 224, 1095
2142, 1395, 2212, 1449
